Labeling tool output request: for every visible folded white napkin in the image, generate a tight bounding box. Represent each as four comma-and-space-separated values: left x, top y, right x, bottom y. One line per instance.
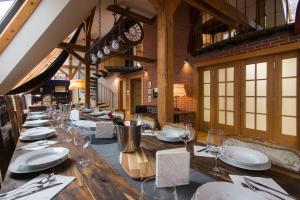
19, 140, 58, 151
193, 145, 214, 157
70, 110, 80, 121
95, 121, 114, 138
142, 130, 157, 136
230, 175, 293, 200
13, 174, 75, 200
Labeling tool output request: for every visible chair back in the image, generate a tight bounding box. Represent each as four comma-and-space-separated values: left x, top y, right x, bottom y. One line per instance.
6, 96, 20, 145
14, 95, 24, 131
0, 96, 14, 179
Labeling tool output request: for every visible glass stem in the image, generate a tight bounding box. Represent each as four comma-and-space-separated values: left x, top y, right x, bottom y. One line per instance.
214, 154, 218, 169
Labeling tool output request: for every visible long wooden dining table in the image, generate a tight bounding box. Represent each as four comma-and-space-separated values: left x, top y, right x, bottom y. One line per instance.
1, 114, 300, 199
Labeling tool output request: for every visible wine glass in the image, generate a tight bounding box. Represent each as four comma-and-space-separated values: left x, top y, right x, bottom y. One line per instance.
140, 177, 178, 200
74, 126, 92, 167
179, 123, 195, 149
207, 129, 225, 177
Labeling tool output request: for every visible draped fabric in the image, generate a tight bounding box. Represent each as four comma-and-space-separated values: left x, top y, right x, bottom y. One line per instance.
187, 6, 200, 57
295, 0, 300, 33
7, 24, 83, 95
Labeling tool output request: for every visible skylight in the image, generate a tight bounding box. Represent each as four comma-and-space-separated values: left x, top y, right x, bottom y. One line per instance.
0, 0, 15, 22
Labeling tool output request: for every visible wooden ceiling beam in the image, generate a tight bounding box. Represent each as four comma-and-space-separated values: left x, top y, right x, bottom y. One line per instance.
184, 0, 255, 30
58, 42, 87, 52
107, 5, 155, 24
63, 47, 88, 65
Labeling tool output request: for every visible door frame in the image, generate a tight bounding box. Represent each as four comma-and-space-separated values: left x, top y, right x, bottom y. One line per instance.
129, 75, 143, 115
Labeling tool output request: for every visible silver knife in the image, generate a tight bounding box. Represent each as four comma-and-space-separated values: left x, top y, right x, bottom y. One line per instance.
0, 183, 63, 200
244, 177, 296, 199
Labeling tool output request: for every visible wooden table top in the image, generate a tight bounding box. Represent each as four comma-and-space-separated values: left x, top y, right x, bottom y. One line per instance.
2, 114, 300, 199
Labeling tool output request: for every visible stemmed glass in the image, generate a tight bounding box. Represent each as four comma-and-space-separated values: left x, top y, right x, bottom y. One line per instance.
73, 126, 92, 167
207, 129, 225, 177
179, 123, 195, 150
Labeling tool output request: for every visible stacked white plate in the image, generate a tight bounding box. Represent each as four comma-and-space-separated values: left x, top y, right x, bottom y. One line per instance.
9, 147, 69, 173
82, 108, 93, 113
220, 146, 271, 170
192, 182, 265, 200
155, 130, 183, 142
90, 111, 109, 116
26, 114, 48, 120
20, 127, 55, 141
23, 119, 49, 128
28, 111, 46, 116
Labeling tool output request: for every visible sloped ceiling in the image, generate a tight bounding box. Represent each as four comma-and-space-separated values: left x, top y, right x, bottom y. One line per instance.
0, 0, 97, 95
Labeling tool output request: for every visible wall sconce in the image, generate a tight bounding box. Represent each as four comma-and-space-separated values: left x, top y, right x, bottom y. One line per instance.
184, 58, 188, 63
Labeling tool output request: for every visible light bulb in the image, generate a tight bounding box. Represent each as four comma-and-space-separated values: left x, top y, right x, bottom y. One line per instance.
97, 49, 103, 58
111, 39, 119, 50
90, 53, 97, 63
103, 45, 110, 55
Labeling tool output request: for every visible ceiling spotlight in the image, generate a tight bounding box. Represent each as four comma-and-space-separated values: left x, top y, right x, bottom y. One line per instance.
111, 39, 119, 50
103, 45, 111, 55
97, 49, 103, 59
90, 53, 97, 63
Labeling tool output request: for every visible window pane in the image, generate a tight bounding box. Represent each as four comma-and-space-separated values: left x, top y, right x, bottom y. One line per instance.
226, 97, 234, 111
227, 112, 234, 126
246, 113, 255, 129
204, 84, 210, 96
218, 68, 225, 82
256, 62, 267, 79
219, 97, 225, 110
204, 109, 210, 122
219, 83, 225, 96
257, 80, 267, 96
204, 97, 210, 109
226, 82, 234, 96
256, 97, 267, 114
282, 78, 297, 96
282, 58, 297, 77
256, 114, 267, 131
227, 67, 234, 81
219, 111, 225, 124
246, 97, 255, 112
204, 71, 211, 83
246, 81, 255, 96
282, 97, 297, 116
246, 64, 255, 80
282, 116, 297, 136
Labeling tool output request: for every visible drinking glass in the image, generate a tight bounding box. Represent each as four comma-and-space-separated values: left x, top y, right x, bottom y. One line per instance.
140, 177, 178, 200
207, 129, 225, 177
74, 126, 92, 167
179, 123, 195, 149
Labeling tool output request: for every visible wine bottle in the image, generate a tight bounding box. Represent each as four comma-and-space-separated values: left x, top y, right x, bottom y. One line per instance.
108, 112, 124, 126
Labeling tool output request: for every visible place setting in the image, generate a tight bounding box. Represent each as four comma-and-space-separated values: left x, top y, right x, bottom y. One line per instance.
22, 120, 49, 128
19, 127, 56, 141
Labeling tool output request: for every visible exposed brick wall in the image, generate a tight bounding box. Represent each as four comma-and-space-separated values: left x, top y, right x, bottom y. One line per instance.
121, 1, 300, 114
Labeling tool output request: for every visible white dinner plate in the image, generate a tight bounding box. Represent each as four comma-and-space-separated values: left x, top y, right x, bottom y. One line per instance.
20, 127, 55, 141
222, 146, 270, 167
195, 182, 265, 200
82, 108, 93, 113
156, 131, 182, 142
220, 155, 271, 171
26, 114, 48, 120
8, 156, 68, 174
23, 120, 49, 128
14, 147, 69, 168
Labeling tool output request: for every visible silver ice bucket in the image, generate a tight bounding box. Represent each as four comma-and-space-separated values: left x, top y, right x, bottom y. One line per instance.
116, 120, 142, 153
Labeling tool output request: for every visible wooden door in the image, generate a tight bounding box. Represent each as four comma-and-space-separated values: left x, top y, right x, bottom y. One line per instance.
130, 78, 142, 114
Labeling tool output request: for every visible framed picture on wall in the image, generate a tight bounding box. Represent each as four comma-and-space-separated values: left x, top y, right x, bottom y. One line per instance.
148, 95, 152, 103
147, 81, 152, 88
148, 88, 152, 94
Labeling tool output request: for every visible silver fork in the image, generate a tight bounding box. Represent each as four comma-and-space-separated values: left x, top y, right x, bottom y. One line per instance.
0, 173, 55, 197
243, 180, 285, 200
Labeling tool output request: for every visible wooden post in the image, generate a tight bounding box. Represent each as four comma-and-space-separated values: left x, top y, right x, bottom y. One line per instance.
149, 0, 180, 126
84, 8, 96, 108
